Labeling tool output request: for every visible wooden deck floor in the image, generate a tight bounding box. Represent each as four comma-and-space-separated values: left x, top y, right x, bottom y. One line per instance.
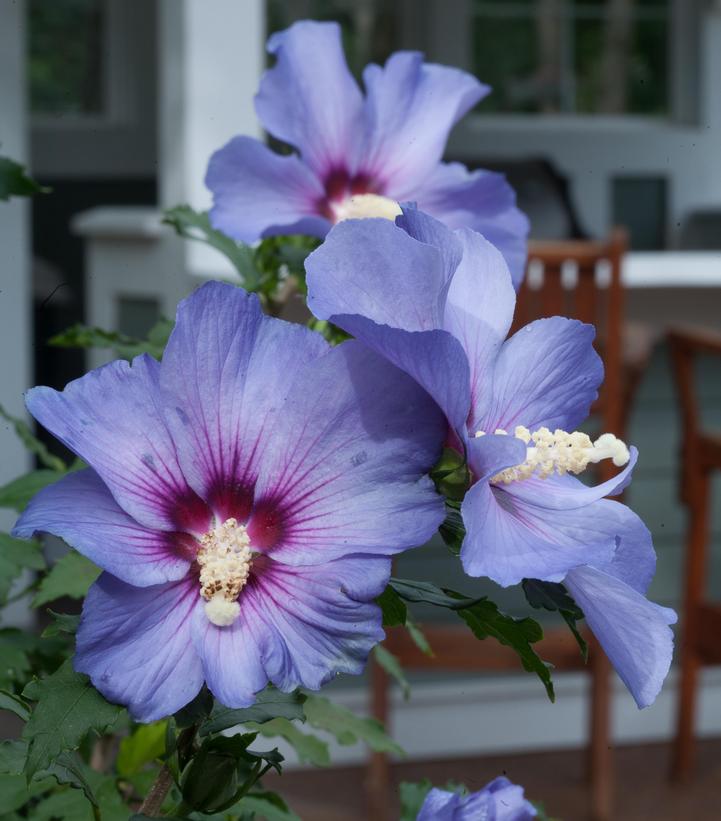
265, 737, 721, 820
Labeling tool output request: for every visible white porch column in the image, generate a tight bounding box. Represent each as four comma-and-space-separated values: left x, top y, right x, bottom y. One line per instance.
0, 0, 31, 524
77, 0, 266, 362
159, 0, 265, 276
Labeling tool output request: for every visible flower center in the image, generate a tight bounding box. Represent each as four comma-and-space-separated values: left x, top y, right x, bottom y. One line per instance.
197, 517, 253, 627
475, 426, 630, 485
331, 193, 402, 223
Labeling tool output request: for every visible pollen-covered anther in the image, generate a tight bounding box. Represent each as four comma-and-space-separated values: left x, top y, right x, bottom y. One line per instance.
332, 193, 403, 223
197, 518, 253, 627
475, 426, 631, 485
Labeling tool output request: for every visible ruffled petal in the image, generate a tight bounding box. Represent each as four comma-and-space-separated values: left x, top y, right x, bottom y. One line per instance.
329, 315, 470, 439
256, 555, 388, 691
460, 480, 617, 587
160, 282, 327, 520
414, 161, 529, 288
306, 217, 451, 332
479, 776, 537, 820
565, 565, 676, 709
255, 21, 364, 178
75, 574, 203, 722
12, 469, 190, 587
443, 228, 516, 429
191, 594, 267, 708
361, 52, 488, 197
306, 216, 471, 434
253, 341, 446, 565
206, 136, 330, 243
396, 207, 463, 283
416, 788, 459, 820
479, 317, 603, 434
467, 433, 527, 483
504, 448, 638, 511
25, 355, 202, 532
193, 555, 387, 702
504, 484, 657, 593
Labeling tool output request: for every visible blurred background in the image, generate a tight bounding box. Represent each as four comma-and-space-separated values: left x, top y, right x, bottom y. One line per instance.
2, 1, 721, 819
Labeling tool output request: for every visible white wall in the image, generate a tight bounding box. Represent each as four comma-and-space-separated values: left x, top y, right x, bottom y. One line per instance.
448, 6, 721, 243
0, 0, 31, 526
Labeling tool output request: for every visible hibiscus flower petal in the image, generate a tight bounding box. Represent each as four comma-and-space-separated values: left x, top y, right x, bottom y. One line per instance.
193, 556, 387, 702
160, 282, 327, 519
362, 52, 488, 197
466, 433, 527, 483
480, 316, 603, 434
257, 555, 388, 691
306, 216, 471, 433
460, 480, 617, 586
253, 341, 446, 565
565, 565, 676, 709
306, 217, 451, 332
191, 595, 268, 708
12, 469, 190, 586
504, 447, 638, 511
206, 136, 330, 242
75, 574, 203, 722
255, 21, 364, 178
25, 355, 201, 532
328, 315, 470, 439
413, 161, 529, 288
443, 228, 517, 429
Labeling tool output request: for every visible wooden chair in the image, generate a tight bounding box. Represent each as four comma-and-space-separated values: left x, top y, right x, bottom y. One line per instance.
367, 229, 649, 821
668, 327, 721, 781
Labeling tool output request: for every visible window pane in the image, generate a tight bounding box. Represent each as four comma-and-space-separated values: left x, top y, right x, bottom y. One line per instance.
472, 0, 670, 116
29, 0, 104, 116
473, 15, 544, 113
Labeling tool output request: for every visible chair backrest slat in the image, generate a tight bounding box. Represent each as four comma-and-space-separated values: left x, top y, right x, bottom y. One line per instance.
514, 228, 628, 443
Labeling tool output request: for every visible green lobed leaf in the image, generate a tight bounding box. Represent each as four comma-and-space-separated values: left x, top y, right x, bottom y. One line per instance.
116, 721, 167, 776
0, 156, 49, 201
522, 578, 588, 661
38, 752, 99, 808
181, 733, 275, 814
406, 617, 433, 657
0, 470, 66, 512
163, 205, 261, 289
0, 631, 32, 690
0, 774, 31, 814
438, 502, 466, 556
0, 405, 67, 472
0, 740, 26, 775
303, 694, 404, 756
0, 533, 46, 608
0, 533, 45, 571
246, 717, 329, 767
0, 690, 30, 721
49, 319, 173, 361
41, 610, 81, 638
22, 659, 124, 778
32, 551, 101, 608
389, 578, 487, 611
200, 687, 306, 736
174, 685, 214, 729
452, 593, 555, 702
373, 644, 411, 700
234, 790, 301, 821
377, 585, 407, 627
399, 780, 434, 821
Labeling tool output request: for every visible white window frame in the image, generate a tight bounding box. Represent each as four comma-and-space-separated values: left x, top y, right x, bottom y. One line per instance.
30, 0, 158, 178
